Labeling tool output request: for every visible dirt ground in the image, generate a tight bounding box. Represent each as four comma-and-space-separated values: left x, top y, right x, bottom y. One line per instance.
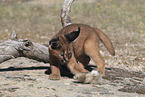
0, 0, 145, 96
0, 57, 145, 96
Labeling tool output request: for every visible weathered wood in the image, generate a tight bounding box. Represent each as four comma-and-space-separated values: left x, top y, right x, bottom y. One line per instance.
0, 31, 49, 63
61, 0, 74, 27
22, 42, 49, 63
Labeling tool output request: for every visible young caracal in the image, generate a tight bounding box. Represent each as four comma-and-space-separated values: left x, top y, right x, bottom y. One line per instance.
48, 24, 115, 83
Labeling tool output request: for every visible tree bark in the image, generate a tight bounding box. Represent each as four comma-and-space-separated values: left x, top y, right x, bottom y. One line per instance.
0, 31, 49, 63
61, 0, 74, 27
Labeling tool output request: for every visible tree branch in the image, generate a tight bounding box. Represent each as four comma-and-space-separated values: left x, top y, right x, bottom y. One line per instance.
0, 31, 49, 63
61, 0, 74, 27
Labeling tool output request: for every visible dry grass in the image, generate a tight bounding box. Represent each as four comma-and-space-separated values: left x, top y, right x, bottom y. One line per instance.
0, 0, 144, 71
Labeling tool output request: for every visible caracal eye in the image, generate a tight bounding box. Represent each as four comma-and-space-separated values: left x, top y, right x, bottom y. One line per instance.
60, 54, 64, 57
68, 52, 72, 59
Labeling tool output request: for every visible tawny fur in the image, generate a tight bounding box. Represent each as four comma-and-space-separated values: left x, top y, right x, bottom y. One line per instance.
48, 24, 115, 82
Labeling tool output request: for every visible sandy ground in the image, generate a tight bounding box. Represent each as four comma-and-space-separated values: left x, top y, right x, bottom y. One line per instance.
0, 57, 145, 97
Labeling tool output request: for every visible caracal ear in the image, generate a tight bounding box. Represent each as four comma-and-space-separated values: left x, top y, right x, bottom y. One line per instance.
64, 26, 80, 43
49, 37, 61, 50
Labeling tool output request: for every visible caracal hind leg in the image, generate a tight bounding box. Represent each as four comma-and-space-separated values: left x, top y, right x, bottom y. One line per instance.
84, 38, 105, 76
49, 65, 61, 80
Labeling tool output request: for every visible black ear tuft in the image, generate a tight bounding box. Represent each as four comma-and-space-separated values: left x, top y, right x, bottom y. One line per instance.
49, 37, 59, 45
64, 26, 80, 43
49, 37, 61, 50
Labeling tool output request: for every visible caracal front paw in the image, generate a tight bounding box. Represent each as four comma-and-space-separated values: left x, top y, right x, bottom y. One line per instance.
73, 72, 87, 83
49, 74, 61, 80
74, 70, 101, 84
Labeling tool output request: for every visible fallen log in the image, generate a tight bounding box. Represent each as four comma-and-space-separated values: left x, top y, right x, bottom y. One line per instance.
0, 31, 49, 63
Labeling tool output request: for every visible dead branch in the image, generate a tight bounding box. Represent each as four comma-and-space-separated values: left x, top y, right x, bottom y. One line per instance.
61, 0, 74, 27
0, 31, 49, 63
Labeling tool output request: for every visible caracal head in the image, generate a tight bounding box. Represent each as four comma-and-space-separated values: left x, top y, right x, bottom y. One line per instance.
49, 26, 80, 63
